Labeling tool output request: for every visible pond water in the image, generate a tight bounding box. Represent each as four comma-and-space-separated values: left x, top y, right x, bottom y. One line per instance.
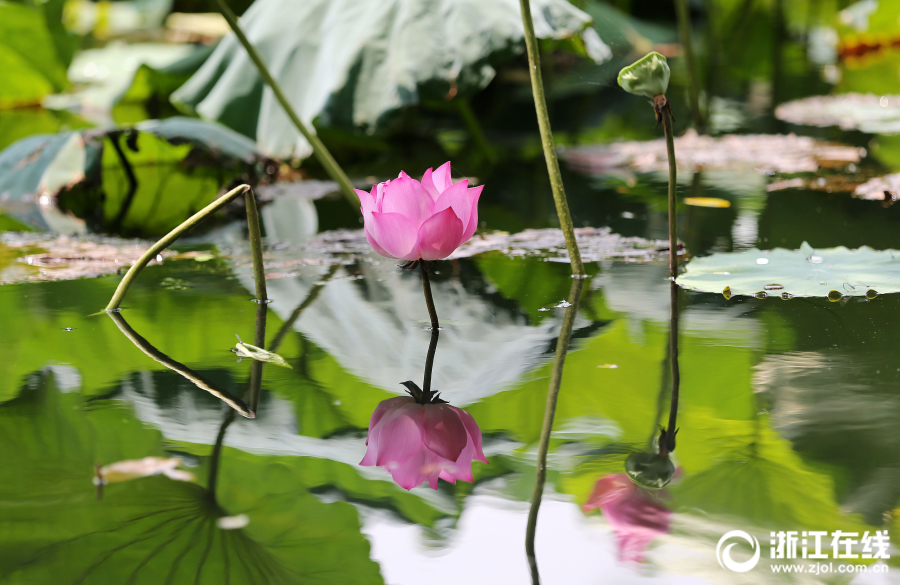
2, 15, 900, 585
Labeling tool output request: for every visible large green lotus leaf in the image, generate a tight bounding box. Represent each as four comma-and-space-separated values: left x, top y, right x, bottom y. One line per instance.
171, 0, 592, 158
0, 107, 90, 152
136, 116, 261, 164
0, 118, 265, 235
114, 44, 216, 124
0, 370, 384, 585
0, 2, 69, 108
676, 242, 900, 299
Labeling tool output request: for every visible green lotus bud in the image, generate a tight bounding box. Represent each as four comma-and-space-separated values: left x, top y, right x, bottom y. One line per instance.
617, 52, 670, 98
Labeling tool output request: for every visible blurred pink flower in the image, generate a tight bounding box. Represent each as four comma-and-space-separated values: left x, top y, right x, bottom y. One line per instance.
583, 474, 672, 563
355, 162, 482, 261
360, 396, 488, 490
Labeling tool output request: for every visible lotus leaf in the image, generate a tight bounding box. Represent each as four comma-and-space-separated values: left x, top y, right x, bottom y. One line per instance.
171, 0, 592, 158
0, 118, 268, 235
676, 242, 900, 299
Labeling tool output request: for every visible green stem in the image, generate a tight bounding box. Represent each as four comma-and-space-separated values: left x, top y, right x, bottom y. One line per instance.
105, 184, 252, 312
454, 98, 497, 164
422, 327, 440, 396
525, 277, 585, 584
107, 311, 254, 418
207, 410, 236, 502
674, 0, 706, 133
517, 0, 585, 277
244, 189, 267, 303
662, 109, 678, 279
665, 280, 680, 452
247, 298, 267, 415
420, 263, 439, 330
268, 264, 340, 353
214, 0, 358, 210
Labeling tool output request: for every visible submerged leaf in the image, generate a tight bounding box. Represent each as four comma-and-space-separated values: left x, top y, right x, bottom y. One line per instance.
677, 242, 900, 298
234, 340, 292, 368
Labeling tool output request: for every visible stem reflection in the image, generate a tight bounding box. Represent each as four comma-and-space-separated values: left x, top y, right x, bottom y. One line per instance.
106, 311, 254, 418
525, 277, 585, 584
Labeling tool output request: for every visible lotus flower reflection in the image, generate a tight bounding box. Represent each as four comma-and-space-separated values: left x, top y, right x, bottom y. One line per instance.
356, 162, 482, 261
583, 474, 672, 563
360, 396, 487, 490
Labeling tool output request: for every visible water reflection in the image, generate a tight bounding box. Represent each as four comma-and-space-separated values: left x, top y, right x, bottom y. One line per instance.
581, 474, 672, 564
107, 310, 254, 417
360, 326, 488, 490
525, 276, 585, 584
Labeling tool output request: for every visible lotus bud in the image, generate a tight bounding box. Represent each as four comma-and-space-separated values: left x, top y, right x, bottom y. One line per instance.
617, 52, 670, 99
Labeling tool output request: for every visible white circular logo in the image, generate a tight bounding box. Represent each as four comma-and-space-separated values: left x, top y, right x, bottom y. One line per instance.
716, 530, 761, 573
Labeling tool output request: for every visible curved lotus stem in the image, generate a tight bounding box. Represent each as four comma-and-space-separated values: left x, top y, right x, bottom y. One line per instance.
517, 0, 585, 277
104, 184, 266, 312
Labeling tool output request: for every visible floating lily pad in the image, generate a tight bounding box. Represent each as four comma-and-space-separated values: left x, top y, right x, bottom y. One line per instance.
775, 93, 900, 134
563, 130, 864, 175
172, 0, 592, 158
0, 232, 173, 284
676, 242, 900, 299
854, 172, 900, 200
236, 227, 671, 277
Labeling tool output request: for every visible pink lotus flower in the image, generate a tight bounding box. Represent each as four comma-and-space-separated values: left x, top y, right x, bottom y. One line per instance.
355, 162, 482, 261
360, 396, 488, 490
582, 474, 672, 563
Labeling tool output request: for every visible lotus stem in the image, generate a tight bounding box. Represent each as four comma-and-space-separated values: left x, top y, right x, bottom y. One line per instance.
214, 0, 359, 210
454, 98, 498, 164
517, 0, 585, 277
422, 327, 440, 396
420, 262, 439, 330
662, 109, 678, 279
208, 410, 236, 501
244, 188, 267, 303
525, 277, 585, 584
247, 298, 267, 415
105, 184, 256, 312
674, 0, 706, 132
107, 311, 254, 418
268, 264, 340, 352
664, 279, 680, 454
